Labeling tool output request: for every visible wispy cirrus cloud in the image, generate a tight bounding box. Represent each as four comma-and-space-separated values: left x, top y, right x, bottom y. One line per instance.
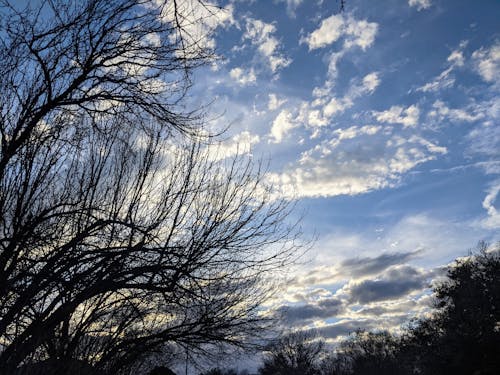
480, 180, 500, 229
417, 41, 467, 92
373, 105, 420, 128
275, 0, 304, 18
428, 100, 485, 123
268, 132, 445, 199
408, 0, 431, 11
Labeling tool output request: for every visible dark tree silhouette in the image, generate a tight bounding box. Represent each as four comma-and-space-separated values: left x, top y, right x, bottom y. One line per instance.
149, 366, 177, 375
402, 242, 500, 375
0, 1, 300, 374
259, 331, 324, 375
199, 367, 243, 375
336, 330, 401, 375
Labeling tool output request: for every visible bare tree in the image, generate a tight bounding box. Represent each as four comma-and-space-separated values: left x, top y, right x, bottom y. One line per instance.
259, 331, 325, 375
0, 1, 300, 373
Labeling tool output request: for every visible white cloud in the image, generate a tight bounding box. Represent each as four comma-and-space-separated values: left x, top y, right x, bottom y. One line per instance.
268, 93, 287, 110
269, 109, 296, 143
408, 135, 447, 155
301, 16, 377, 93
303, 14, 378, 51
408, 0, 431, 11
269, 131, 443, 199
229, 67, 257, 86
361, 72, 381, 93
302, 14, 345, 50
309, 125, 381, 152
429, 100, 484, 123
307, 109, 328, 128
447, 45, 466, 67
480, 181, 500, 229
343, 18, 379, 50
373, 105, 420, 128
323, 97, 351, 117
314, 72, 380, 121
472, 42, 500, 85
417, 41, 467, 92
207, 131, 260, 161
276, 0, 304, 17
243, 18, 291, 73
417, 67, 455, 93
465, 98, 500, 174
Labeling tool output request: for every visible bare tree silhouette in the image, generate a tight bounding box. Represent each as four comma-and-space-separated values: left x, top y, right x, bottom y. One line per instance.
0, 1, 300, 373
259, 331, 324, 375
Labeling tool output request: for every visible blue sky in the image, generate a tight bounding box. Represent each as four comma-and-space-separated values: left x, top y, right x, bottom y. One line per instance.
176, 0, 500, 342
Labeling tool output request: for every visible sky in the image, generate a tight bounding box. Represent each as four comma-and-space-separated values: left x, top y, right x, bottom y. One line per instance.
173, 0, 500, 350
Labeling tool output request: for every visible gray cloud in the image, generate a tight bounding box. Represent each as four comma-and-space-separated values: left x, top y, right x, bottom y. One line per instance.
345, 265, 430, 304
313, 313, 411, 340
276, 297, 344, 324
341, 250, 422, 277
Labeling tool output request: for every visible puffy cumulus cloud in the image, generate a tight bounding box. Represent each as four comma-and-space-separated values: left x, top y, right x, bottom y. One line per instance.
269, 109, 296, 143
268, 93, 287, 111
361, 72, 381, 93
429, 100, 485, 123
243, 17, 291, 73
302, 14, 344, 50
207, 131, 260, 161
229, 67, 257, 86
342, 265, 430, 304
343, 18, 379, 50
472, 42, 500, 85
157, 0, 234, 57
268, 130, 445, 199
307, 109, 329, 128
418, 41, 467, 92
408, 0, 431, 11
322, 97, 351, 117
373, 105, 420, 128
302, 14, 378, 51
